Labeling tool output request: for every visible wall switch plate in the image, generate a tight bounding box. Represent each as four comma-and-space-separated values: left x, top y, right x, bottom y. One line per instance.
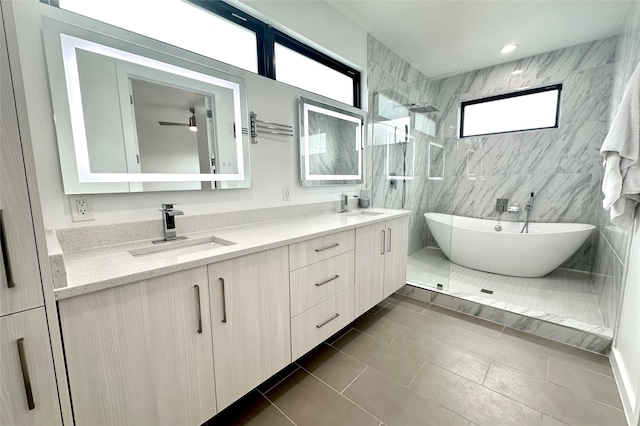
69, 195, 95, 222
282, 186, 291, 202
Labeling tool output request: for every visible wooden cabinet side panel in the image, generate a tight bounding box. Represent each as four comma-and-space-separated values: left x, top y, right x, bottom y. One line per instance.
354, 222, 386, 318
0, 307, 62, 426
384, 216, 409, 298
209, 246, 291, 411
59, 267, 216, 426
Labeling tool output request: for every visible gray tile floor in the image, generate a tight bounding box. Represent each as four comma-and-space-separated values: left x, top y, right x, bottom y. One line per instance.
408, 248, 604, 326
205, 295, 624, 426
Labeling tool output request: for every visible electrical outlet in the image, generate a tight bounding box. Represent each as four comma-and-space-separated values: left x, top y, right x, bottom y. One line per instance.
69, 195, 94, 222
282, 186, 291, 202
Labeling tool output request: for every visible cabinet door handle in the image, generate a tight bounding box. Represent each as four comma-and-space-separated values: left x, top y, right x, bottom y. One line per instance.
316, 275, 340, 287
219, 278, 228, 323
381, 229, 386, 255
0, 210, 15, 288
194, 285, 203, 334
387, 228, 392, 252
316, 313, 340, 328
16, 338, 35, 410
315, 243, 339, 252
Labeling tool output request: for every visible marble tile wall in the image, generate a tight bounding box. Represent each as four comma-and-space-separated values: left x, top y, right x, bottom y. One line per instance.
591, 0, 640, 329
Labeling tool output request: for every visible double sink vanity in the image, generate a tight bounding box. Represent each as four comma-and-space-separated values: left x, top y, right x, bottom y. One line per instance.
49, 207, 409, 426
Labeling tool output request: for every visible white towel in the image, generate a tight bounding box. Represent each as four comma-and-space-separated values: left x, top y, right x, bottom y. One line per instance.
601, 63, 640, 230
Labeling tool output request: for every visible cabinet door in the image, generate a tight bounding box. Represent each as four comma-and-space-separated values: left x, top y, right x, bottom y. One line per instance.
384, 216, 409, 298
59, 267, 216, 426
0, 307, 62, 426
0, 4, 43, 316
208, 247, 291, 411
354, 222, 386, 317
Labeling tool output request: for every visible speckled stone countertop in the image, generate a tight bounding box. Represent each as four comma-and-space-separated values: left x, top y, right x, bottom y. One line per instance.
51, 208, 409, 300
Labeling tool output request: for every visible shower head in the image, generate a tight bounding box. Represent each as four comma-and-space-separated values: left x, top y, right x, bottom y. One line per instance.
398, 102, 440, 113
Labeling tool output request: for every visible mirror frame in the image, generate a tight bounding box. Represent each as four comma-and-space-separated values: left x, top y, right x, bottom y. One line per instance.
42, 18, 251, 194
298, 96, 364, 186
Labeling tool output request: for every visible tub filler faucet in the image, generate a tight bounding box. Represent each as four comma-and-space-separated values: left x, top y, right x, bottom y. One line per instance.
154, 203, 186, 243
520, 192, 535, 234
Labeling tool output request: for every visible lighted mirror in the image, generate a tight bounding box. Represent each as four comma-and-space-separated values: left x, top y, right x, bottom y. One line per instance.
42, 18, 251, 194
428, 142, 444, 180
298, 97, 364, 186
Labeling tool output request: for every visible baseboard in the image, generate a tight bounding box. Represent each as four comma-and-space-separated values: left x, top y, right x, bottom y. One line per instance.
611, 346, 638, 426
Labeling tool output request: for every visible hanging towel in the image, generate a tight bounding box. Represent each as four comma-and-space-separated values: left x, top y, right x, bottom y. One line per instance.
601, 63, 640, 230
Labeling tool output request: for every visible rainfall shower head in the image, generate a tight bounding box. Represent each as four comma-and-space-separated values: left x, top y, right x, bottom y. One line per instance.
398, 102, 440, 113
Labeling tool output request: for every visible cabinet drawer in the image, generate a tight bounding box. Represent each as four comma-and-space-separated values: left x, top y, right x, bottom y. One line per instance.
290, 251, 354, 316
291, 287, 354, 360
289, 230, 355, 271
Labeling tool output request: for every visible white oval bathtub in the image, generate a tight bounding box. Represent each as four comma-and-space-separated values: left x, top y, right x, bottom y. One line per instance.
424, 213, 595, 278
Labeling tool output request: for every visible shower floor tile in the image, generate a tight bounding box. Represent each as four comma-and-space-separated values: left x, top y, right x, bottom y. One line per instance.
407, 247, 604, 327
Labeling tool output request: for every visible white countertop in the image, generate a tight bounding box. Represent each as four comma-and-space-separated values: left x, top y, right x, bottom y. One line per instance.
53, 208, 410, 300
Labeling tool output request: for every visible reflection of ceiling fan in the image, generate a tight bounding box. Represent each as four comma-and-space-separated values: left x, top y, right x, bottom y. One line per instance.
158, 108, 197, 132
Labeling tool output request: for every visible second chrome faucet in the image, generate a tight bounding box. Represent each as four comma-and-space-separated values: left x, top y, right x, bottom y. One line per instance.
154, 203, 186, 243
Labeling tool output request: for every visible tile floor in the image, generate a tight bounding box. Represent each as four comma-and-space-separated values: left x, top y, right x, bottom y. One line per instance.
204, 294, 624, 426
407, 248, 604, 326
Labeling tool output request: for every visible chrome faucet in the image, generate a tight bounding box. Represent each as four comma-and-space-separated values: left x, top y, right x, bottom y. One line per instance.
520, 192, 535, 234
154, 203, 185, 243
338, 193, 349, 213
507, 202, 521, 214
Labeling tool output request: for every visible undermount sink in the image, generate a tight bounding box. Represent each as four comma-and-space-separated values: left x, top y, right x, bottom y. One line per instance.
130, 237, 235, 261
345, 210, 384, 217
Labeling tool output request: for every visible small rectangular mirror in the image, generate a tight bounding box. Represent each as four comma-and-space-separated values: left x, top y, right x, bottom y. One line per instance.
298, 97, 364, 186
428, 142, 444, 180
42, 18, 251, 194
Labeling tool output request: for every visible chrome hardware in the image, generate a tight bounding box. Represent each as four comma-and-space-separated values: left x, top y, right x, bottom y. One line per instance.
316, 313, 340, 328
250, 111, 293, 144
520, 192, 535, 234
316, 275, 340, 287
338, 193, 349, 213
219, 278, 227, 323
194, 285, 202, 334
387, 228, 392, 252
381, 229, 386, 255
16, 338, 35, 410
496, 199, 508, 213
315, 243, 339, 252
495, 223, 503, 232
507, 203, 521, 214
154, 204, 185, 243
0, 210, 14, 288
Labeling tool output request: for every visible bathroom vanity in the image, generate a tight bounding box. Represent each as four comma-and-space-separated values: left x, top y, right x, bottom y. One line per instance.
50, 208, 409, 426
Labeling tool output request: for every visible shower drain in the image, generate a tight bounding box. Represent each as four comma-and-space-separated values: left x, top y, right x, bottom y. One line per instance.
480, 288, 494, 294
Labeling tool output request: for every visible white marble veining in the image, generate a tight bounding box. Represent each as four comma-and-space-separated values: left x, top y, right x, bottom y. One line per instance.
50, 208, 409, 300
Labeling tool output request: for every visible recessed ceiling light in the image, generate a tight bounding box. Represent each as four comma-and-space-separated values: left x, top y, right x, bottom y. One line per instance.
500, 44, 518, 54
511, 69, 523, 75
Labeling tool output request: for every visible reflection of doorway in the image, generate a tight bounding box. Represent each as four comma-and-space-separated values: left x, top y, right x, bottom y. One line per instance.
127, 78, 217, 190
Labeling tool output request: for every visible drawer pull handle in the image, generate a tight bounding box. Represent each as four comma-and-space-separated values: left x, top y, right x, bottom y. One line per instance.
316, 275, 340, 287
220, 278, 228, 323
381, 230, 386, 255
0, 210, 15, 288
315, 243, 339, 252
316, 313, 340, 328
387, 228, 392, 252
16, 338, 35, 410
194, 285, 203, 334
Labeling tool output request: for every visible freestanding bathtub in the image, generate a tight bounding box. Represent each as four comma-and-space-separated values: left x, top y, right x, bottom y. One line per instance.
424, 212, 595, 278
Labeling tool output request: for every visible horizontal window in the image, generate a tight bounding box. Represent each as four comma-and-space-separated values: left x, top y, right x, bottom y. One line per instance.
460, 84, 562, 138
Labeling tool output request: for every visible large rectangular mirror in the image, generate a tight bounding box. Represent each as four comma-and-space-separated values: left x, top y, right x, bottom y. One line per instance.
42, 18, 251, 194
298, 97, 364, 186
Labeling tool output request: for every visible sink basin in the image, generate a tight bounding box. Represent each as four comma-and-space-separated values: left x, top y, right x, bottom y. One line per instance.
345, 210, 384, 217
130, 237, 234, 262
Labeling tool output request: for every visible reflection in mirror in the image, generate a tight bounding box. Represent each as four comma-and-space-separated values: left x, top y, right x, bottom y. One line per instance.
299, 97, 363, 186
42, 19, 251, 194
428, 142, 444, 180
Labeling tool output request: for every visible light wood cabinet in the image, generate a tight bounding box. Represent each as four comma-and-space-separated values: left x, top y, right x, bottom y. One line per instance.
0, 307, 62, 426
355, 216, 409, 317
58, 267, 217, 426
208, 246, 291, 411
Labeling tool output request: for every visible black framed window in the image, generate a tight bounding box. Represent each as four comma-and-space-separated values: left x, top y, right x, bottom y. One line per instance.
460, 84, 562, 138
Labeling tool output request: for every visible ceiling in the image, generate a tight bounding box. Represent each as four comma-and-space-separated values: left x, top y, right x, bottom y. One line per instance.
326, 0, 631, 78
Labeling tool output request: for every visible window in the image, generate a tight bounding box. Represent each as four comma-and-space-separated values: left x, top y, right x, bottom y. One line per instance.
53, 0, 361, 107
460, 84, 562, 138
